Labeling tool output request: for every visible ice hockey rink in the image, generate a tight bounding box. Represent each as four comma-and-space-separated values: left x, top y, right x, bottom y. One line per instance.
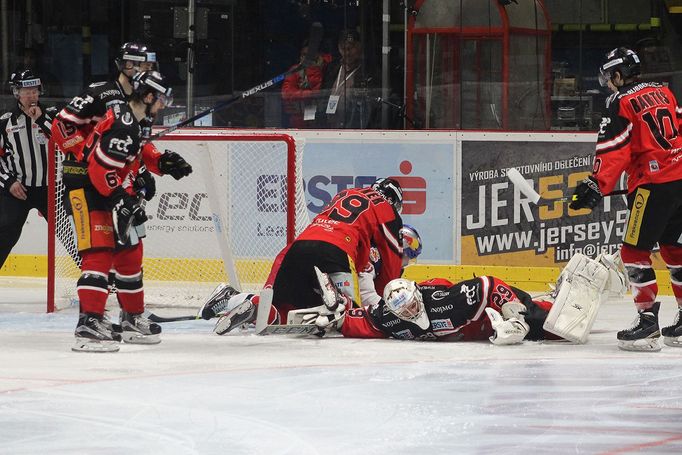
1, 277, 682, 455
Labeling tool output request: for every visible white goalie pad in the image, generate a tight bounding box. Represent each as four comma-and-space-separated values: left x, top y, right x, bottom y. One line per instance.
543, 253, 610, 343
596, 251, 629, 297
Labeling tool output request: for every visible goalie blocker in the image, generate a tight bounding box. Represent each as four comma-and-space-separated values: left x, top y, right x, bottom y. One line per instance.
543, 252, 628, 343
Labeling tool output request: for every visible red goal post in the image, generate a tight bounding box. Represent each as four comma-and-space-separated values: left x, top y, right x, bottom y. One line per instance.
47, 132, 308, 312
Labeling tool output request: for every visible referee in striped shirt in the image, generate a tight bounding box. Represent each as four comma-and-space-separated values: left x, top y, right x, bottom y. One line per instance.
0, 69, 55, 269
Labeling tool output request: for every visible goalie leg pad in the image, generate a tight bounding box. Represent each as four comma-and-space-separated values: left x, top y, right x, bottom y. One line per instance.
543, 253, 609, 343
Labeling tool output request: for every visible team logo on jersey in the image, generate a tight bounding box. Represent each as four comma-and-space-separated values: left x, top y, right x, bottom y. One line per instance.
459, 284, 477, 306
71, 95, 94, 110
430, 290, 449, 301
431, 319, 454, 332
121, 112, 134, 126
109, 136, 134, 155
649, 160, 660, 172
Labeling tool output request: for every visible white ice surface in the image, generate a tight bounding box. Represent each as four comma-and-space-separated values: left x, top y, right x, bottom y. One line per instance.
1, 277, 682, 455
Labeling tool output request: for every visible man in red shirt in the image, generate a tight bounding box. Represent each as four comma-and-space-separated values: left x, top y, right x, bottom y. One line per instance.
570, 47, 682, 351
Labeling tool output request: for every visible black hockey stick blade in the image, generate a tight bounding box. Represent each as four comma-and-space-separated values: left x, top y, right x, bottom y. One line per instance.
144, 310, 199, 323
148, 22, 324, 142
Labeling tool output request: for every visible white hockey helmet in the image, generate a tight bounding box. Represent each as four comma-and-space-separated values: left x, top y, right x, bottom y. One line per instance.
383, 278, 429, 330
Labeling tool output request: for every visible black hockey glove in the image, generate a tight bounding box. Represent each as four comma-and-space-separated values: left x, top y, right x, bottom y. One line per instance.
569, 176, 602, 211
133, 164, 156, 201
158, 150, 192, 180
109, 187, 147, 245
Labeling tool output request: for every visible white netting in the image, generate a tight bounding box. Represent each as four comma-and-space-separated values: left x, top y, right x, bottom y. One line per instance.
51, 134, 308, 311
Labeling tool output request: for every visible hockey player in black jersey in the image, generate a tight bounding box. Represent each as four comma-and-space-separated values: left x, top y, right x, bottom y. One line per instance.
50, 42, 158, 160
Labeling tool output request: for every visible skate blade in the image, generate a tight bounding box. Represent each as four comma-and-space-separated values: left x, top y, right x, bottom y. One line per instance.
121, 332, 161, 344
618, 338, 662, 352
72, 338, 120, 353
663, 336, 682, 348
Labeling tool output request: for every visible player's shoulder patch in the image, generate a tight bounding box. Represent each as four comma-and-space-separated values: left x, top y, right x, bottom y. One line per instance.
88, 81, 108, 88
0, 112, 12, 120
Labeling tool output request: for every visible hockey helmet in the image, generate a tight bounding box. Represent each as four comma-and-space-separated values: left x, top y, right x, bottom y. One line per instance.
400, 224, 422, 266
598, 47, 641, 87
383, 278, 429, 330
132, 71, 173, 107
372, 178, 403, 213
8, 70, 42, 97
116, 42, 158, 73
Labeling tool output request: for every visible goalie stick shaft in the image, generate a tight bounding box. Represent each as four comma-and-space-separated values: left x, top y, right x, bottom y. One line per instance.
144, 310, 199, 323
148, 22, 323, 142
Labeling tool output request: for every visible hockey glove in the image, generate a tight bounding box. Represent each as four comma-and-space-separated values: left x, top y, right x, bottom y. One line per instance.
569, 176, 602, 210
158, 150, 192, 180
133, 164, 156, 201
294, 304, 346, 333
109, 187, 147, 245
485, 307, 529, 345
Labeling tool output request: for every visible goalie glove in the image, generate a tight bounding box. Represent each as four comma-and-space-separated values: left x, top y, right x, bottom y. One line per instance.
158, 150, 192, 180
109, 187, 147, 245
133, 164, 156, 201
569, 176, 602, 211
485, 307, 529, 345
290, 304, 346, 334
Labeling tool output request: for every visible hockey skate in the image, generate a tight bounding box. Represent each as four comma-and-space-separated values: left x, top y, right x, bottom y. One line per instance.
662, 308, 682, 347
617, 302, 661, 352
214, 296, 257, 335
72, 313, 122, 353
119, 311, 162, 344
198, 283, 240, 320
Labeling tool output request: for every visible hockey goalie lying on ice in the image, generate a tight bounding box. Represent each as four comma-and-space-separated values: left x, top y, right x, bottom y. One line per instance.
200, 251, 630, 345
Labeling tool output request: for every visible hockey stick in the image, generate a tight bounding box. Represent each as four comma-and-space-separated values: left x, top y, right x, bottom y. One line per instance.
255, 288, 322, 336
148, 22, 324, 142
506, 167, 627, 204
143, 310, 199, 323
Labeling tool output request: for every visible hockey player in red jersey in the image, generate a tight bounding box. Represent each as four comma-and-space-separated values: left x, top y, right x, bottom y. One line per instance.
570, 47, 682, 352
50, 42, 159, 160
66, 71, 192, 352
201, 179, 404, 334
272, 177, 403, 309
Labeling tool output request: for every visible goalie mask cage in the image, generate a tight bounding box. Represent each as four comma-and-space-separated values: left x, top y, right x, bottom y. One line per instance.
47, 133, 309, 312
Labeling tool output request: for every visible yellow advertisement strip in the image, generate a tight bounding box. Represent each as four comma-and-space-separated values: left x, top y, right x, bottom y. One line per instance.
624, 188, 650, 247
68, 188, 91, 251
1, 256, 675, 295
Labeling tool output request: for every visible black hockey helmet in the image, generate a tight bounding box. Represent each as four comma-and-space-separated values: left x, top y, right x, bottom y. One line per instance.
372, 177, 403, 213
115, 42, 158, 73
8, 69, 42, 97
131, 71, 173, 107
598, 47, 641, 86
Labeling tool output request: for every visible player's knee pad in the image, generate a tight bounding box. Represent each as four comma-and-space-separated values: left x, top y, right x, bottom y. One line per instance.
543, 253, 609, 343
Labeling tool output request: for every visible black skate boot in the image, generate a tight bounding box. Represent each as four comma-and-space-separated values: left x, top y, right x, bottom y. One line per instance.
214, 295, 257, 335
662, 308, 682, 348
198, 283, 240, 320
73, 313, 122, 353
120, 310, 162, 344
617, 302, 661, 352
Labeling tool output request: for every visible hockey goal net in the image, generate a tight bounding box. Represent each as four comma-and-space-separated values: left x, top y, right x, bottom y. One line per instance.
47, 132, 309, 312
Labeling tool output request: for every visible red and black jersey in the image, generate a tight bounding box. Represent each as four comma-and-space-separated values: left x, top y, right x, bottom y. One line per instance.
296, 186, 403, 292
50, 80, 127, 160
83, 103, 162, 198
341, 276, 550, 341
594, 82, 682, 194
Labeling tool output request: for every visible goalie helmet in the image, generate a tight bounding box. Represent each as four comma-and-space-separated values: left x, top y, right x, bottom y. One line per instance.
383, 278, 430, 330
598, 47, 640, 87
115, 42, 158, 73
372, 178, 403, 213
400, 224, 422, 266
131, 71, 173, 107
8, 70, 42, 97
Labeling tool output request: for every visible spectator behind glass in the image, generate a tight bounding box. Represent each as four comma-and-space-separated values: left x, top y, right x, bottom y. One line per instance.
281, 42, 331, 128
319, 29, 378, 129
